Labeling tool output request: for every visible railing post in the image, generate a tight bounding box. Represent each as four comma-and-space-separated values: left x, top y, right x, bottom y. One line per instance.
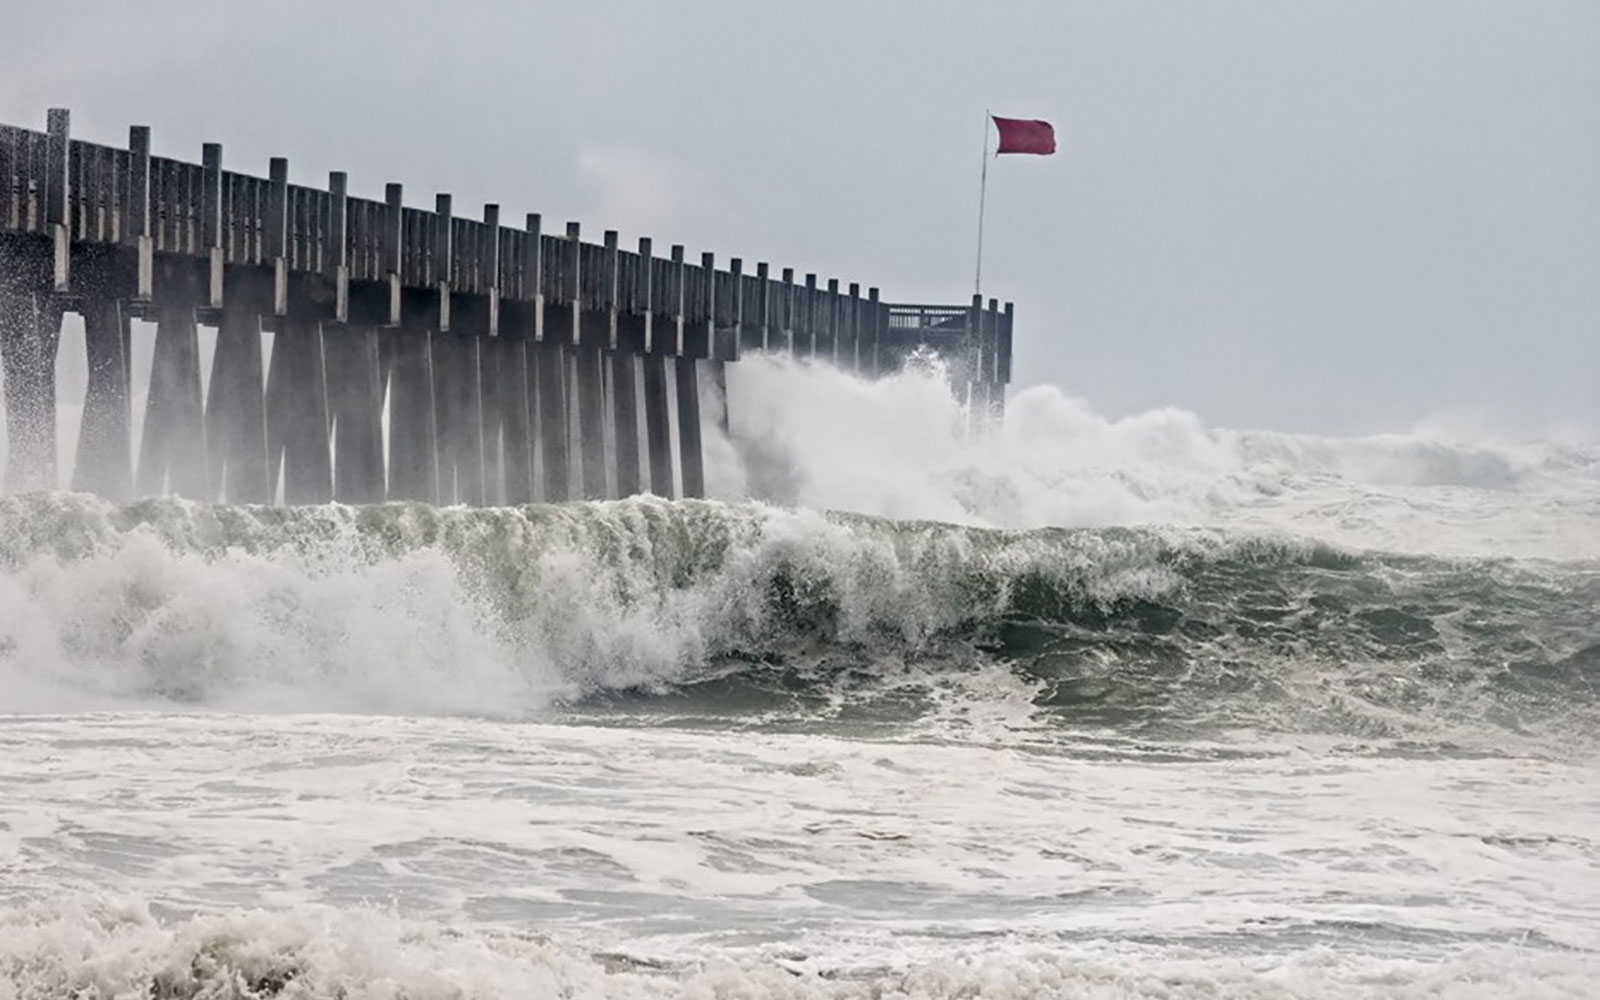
755, 262, 770, 352
669, 244, 686, 355
383, 182, 403, 326
201, 143, 224, 310
800, 273, 817, 357
45, 108, 70, 292
695, 250, 714, 360
725, 257, 743, 362
822, 277, 839, 363
640, 235, 673, 497
481, 202, 500, 336
845, 282, 861, 372
266, 157, 289, 317
779, 267, 795, 354
523, 211, 543, 340
563, 220, 581, 344
998, 300, 1013, 420
864, 287, 881, 376
126, 125, 153, 302
326, 170, 349, 322
386, 180, 440, 502
574, 222, 610, 499
608, 228, 642, 497
531, 211, 569, 499
434, 192, 452, 332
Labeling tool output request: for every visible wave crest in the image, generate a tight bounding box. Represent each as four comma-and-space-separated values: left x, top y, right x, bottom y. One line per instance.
1, 493, 1594, 744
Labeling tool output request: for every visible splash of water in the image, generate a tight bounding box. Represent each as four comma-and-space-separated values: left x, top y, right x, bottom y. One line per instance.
719, 353, 1600, 558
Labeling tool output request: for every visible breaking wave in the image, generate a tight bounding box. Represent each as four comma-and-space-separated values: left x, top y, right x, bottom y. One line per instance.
720, 354, 1600, 560
0, 493, 1594, 746
3, 897, 1596, 1000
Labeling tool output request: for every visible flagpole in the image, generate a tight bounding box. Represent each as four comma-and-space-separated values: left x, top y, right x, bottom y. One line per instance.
974, 109, 991, 297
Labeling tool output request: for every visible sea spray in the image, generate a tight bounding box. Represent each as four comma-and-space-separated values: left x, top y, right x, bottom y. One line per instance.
718, 353, 1600, 558
0, 492, 1594, 749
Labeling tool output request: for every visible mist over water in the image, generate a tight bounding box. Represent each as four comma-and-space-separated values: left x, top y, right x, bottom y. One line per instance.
721, 353, 1600, 558
2, 353, 1598, 998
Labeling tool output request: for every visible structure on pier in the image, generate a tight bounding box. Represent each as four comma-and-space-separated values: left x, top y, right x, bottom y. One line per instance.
0, 109, 1013, 504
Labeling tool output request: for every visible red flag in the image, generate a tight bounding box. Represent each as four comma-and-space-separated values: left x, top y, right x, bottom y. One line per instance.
992, 116, 1055, 155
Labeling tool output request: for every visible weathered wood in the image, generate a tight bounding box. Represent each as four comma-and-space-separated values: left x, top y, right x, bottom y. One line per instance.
74, 298, 132, 498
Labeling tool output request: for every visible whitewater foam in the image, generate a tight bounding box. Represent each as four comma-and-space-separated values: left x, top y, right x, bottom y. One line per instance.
3, 355, 1599, 997
4, 899, 1597, 1000
721, 353, 1600, 559
1, 491, 1595, 751
3, 709, 1597, 997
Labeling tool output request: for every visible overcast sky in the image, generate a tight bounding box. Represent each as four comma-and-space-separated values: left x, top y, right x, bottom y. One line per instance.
6, 1, 1596, 437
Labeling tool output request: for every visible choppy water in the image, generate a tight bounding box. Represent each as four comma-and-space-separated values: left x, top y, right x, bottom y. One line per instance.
1, 357, 1597, 997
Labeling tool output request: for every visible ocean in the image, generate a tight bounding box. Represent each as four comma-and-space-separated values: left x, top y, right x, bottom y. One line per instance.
1, 354, 1597, 998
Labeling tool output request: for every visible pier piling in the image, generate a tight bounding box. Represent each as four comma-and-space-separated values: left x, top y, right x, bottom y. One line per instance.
0, 108, 1013, 505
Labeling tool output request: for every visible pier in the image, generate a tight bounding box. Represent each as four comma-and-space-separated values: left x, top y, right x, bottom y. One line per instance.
0, 109, 1013, 504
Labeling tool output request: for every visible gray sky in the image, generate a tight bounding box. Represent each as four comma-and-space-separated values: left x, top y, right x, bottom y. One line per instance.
6, 1, 1596, 436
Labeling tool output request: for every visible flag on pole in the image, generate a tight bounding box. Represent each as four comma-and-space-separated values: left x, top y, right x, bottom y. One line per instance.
975, 111, 1055, 295
992, 116, 1055, 155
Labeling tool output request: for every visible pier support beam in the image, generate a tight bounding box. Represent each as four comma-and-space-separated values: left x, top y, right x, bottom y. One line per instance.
489, 336, 535, 504
73, 298, 132, 499
610, 350, 641, 497
387, 325, 438, 503
574, 346, 608, 500
433, 334, 485, 505
641, 352, 673, 497
533, 340, 569, 502
0, 290, 63, 493
326, 325, 385, 504
675, 356, 704, 498
137, 303, 207, 499
205, 308, 270, 503
265, 319, 332, 505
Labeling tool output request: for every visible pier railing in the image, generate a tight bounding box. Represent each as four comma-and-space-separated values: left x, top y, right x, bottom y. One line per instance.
0, 109, 1013, 503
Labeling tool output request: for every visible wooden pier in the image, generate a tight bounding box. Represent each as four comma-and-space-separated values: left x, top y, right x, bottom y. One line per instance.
0, 109, 1013, 503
